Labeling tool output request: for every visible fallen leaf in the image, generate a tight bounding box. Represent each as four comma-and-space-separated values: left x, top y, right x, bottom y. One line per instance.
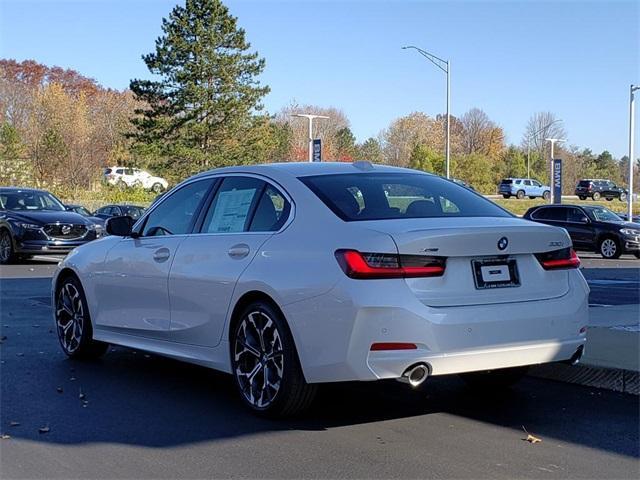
38, 426, 50, 434
9, 421, 20, 427
522, 426, 542, 444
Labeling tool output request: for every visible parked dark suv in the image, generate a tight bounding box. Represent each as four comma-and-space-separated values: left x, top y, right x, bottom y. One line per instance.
574, 179, 627, 201
524, 204, 640, 259
0, 188, 102, 264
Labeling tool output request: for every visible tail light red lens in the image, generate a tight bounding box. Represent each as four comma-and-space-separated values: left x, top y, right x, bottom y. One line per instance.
535, 248, 580, 270
335, 249, 446, 279
370, 342, 417, 351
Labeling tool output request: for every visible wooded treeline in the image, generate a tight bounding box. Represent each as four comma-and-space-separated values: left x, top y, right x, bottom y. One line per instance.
1, 0, 636, 195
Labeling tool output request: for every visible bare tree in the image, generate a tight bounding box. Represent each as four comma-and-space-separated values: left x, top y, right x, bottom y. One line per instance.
460, 108, 496, 154
522, 112, 567, 172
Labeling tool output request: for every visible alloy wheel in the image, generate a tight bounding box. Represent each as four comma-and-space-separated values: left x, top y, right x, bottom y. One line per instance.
0, 231, 12, 263
234, 310, 284, 409
56, 282, 85, 354
600, 239, 617, 258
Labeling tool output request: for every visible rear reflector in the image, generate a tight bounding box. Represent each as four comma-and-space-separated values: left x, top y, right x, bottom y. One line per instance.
535, 248, 580, 270
370, 342, 417, 351
335, 250, 445, 279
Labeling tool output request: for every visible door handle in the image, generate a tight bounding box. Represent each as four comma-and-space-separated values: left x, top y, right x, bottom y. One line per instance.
228, 244, 250, 259
153, 248, 171, 262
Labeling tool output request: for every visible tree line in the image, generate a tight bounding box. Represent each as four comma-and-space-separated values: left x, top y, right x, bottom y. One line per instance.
1, 0, 637, 196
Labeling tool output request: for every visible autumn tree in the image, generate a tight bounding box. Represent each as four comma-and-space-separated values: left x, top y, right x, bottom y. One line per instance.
129, 0, 270, 174
380, 112, 443, 166
335, 127, 357, 161
357, 137, 383, 163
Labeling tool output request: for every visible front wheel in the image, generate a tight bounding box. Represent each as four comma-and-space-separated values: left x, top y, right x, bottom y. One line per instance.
151, 182, 164, 193
231, 301, 316, 417
0, 229, 16, 265
599, 237, 621, 259
578, 196, 587, 200
605, 197, 613, 202
542, 190, 550, 201
592, 192, 601, 201
55, 276, 109, 359
516, 190, 525, 199
620, 193, 627, 202
459, 366, 529, 390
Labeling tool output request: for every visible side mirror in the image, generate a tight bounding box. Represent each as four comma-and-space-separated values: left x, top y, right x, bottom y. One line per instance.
580, 216, 589, 224
105, 215, 135, 236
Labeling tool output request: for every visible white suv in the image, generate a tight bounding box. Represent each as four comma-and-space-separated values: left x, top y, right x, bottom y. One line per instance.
103, 167, 168, 193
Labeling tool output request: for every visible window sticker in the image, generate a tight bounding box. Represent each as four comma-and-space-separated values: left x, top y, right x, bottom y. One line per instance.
208, 188, 256, 233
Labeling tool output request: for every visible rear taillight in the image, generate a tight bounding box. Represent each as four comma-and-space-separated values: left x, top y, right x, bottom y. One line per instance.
535, 248, 580, 270
335, 250, 446, 279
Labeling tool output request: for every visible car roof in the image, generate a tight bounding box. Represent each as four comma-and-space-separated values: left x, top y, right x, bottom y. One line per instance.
0, 187, 48, 194
192, 161, 430, 181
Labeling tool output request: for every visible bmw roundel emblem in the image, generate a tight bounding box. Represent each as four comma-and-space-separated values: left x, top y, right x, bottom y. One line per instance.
497, 237, 508, 251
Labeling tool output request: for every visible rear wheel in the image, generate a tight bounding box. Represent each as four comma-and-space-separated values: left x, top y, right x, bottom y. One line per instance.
151, 182, 164, 193
459, 366, 529, 389
55, 276, 109, 359
592, 192, 601, 201
598, 237, 621, 259
542, 190, 550, 201
620, 193, 627, 202
502, 194, 510, 199
231, 301, 316, 417
578, 195, 587, 200
516, 190, 525, 200
605, 197, 613, 202
0, 229, 16, 265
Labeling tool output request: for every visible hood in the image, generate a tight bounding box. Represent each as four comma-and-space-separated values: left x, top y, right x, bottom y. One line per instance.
5, 210, 92, 226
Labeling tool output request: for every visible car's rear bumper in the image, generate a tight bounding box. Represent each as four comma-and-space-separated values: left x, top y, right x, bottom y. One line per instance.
285, 270, 589, 383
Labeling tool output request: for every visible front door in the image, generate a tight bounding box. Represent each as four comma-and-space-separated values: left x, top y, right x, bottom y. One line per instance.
93, 178, 214, 336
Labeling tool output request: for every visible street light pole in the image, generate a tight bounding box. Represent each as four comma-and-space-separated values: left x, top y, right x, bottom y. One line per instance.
628, 85, 639, 219
545, 138, 565, 203
402, 46, 451, 178
527, 119, 562, 179
292, 113, 329, 162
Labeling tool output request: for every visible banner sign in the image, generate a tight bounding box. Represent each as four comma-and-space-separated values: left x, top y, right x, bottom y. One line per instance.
553, 158, 562, 204
312, 139, 322, 162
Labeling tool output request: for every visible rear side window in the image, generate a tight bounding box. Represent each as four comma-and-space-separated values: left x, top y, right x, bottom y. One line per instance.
578, 180, 591, 187
500, 179, 512, 185
300, 173, 510, 221
248, 185, 290, 232
533, 207, 566, 221
104, 168, 112, 175
201, 177, 265, 233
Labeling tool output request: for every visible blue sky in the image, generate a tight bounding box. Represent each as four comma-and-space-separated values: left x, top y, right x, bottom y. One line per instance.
1, 0, 638, 157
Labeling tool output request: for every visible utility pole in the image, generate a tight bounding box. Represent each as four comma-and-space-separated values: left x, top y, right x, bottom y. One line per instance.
292, 114, 329, 162
402, 46, 451, 178
545, 138, 565, 203
628, 85, 639, 219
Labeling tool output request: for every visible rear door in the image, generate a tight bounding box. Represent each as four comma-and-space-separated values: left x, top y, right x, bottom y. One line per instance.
168, 176, 291, 347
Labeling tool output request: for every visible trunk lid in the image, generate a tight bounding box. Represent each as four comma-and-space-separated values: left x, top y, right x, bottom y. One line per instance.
362, 217, 573, 307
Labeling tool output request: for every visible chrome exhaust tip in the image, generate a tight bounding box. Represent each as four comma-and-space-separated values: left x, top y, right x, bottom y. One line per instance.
401, 363, 430, 387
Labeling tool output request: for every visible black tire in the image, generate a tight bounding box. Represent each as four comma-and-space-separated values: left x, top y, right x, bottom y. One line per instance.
230, 301, 316, 417
151, 182, 164, 193
459, 366, 529, 390
516, 190, 525, 200
598, 236, 621, 259
578, 196, 587, 200
605, 197, 613, 202
55, 275, 109, 359
528, 196, 536, 200
592, 192, 601, 201
0, 229, 16, 265
542, 190, 550, 201
116, 180, 127, 190
502, 194, 510, 199
635, 252, 640, 259
620, 193, 627, 202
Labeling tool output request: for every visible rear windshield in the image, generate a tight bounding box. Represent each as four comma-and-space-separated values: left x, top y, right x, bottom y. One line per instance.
500, 179, 513, 184
299, 173, 511, 221
578, 180, 592, 186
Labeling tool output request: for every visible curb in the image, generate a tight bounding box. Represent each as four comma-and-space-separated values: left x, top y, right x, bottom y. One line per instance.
529, 362, 639, 395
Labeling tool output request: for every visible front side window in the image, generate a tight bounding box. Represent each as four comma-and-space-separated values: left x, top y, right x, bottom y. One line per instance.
587, 207, 622, 223
142, 179, 212, 236
300, 173, 510, 221
201, 177, 265, 233
567, 208, 587, 222
532, 180, 541, 187
523, 180, 531, 186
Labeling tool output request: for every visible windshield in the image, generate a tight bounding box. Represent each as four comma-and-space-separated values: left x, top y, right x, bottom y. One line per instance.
0, 191, 65, 212
300, 172, 511, 221
122, 206, 144, 219
586, 207, 622, 222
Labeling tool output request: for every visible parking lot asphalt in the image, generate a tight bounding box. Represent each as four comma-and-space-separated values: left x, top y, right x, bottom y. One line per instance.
1, 259, 639, 479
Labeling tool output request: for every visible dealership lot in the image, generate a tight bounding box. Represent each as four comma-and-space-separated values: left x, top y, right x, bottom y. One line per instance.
0, 257, 638, 479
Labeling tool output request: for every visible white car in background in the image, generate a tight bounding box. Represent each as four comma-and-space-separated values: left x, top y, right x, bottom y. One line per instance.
103, 166, 168, 193
53, 162, 588, 417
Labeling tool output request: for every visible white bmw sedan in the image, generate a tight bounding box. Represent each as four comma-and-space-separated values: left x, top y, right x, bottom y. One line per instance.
52, 162, 588, 416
